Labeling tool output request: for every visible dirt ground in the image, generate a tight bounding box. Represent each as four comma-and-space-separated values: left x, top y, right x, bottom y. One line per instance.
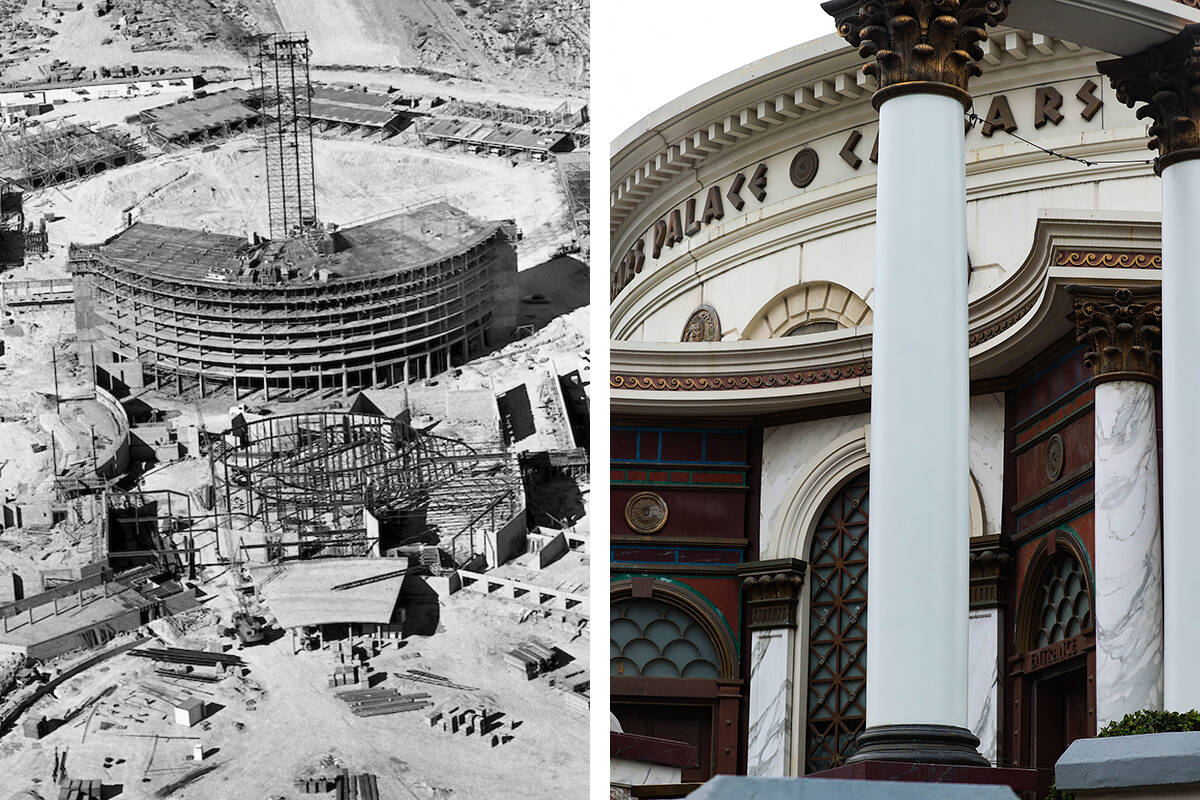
0, 558, 589, 799
0, 0, 588, 95
16, 129, 575, 275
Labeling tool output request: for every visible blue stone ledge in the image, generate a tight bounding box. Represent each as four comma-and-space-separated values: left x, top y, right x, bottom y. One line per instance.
1056, 731, 1200, 792
688, 776, 1019, 799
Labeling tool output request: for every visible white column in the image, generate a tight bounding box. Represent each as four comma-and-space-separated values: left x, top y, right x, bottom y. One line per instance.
746, 629, 794, 777
1094, 380, 1163, 726
1161, 159, 1200, 711
866, 91, 970, 730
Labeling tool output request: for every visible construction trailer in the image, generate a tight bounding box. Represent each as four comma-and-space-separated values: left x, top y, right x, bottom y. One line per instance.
69, 201, 518, 399
138, 87, 260, 148
0, 122, 144, 189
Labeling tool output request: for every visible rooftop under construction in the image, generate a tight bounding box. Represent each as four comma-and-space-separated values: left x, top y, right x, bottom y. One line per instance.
0, 122, 144, 189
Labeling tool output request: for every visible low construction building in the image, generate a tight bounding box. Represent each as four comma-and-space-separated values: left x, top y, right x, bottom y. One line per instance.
307, 84, 407, 138
0, 122, 144, 189
69, 200, 519, 398
416, 118, 572, 159
0, 565, 198, 660
138, 87, 260, 148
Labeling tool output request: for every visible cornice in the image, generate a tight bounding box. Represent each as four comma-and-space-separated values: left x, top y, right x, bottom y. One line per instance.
610, 212, 1163, 416
610, 28, 1095, 237
609, 125, 1152, 337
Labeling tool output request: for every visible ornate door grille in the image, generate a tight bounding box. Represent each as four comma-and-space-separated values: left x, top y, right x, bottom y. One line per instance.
805, 471, 869, 773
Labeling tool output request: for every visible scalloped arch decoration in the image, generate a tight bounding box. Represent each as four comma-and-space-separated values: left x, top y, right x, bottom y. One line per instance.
741, 282, 873, 340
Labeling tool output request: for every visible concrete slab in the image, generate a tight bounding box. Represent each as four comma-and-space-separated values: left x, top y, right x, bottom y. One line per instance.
1056, 731, 1200, 792
688, 776, 1019, 799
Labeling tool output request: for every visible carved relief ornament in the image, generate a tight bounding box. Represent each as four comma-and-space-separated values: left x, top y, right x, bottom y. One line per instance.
681, 304, 721, 342
1098, 24, 1200, 173
821, 0, 1012, 108
1067, 285, 1162, 383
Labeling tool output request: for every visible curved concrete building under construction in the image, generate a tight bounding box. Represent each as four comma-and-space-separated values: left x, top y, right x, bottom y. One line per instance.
70, 201, 518, 397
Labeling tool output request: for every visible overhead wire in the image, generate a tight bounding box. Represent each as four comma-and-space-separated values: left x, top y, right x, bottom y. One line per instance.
964, 110, 1155, 167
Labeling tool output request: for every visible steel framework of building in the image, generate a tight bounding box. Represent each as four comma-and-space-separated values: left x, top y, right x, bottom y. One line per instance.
214, 412, 522, 564
441, 99, 587, 131
255, 32, 318, 240
0, 121, 144, 189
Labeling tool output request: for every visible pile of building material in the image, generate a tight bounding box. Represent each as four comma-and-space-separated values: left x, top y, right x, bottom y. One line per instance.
57, 778, 102, 800
139, 681, 207, 727
426, 705, 516, 747
128, 645, 243, 674
329, 662, 362, 688
301, 769, 382, 800
336, 687, 432, 717
395, 668, 476, 692
504, 638, 557, 679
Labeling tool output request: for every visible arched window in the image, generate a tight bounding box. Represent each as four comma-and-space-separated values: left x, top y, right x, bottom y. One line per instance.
610, 597, 723, 678
806, 471, 869, 773
1032, 551, 1092, 649
785, 321, 839, 337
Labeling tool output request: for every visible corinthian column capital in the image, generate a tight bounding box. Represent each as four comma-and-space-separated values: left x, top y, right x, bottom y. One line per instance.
1067, 285, 1162, 383
1098, 24, 1200, 174
821, 0, 1012, 109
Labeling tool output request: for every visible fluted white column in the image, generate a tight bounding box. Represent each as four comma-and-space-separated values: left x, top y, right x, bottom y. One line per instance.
1094, 380, 1164, 725
1162, 159, 1200, 711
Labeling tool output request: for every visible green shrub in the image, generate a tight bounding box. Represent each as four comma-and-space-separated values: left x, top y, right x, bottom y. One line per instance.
1045, 783, 1073, 800
1098, 709, 1200, 737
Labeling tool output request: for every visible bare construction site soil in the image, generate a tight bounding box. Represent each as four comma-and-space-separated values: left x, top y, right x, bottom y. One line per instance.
0, 550, 589, 799
16, 131, 574, 276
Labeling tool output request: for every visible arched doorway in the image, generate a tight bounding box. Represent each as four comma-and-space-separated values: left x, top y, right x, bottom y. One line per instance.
804, 470, 869, 773
610, 580, 740, 781
1011, 533, 1096, 791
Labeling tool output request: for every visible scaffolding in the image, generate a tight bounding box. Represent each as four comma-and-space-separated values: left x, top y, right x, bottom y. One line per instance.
0, 121, 144, 189
255, 32, 318, 240
214, 412, 522, 565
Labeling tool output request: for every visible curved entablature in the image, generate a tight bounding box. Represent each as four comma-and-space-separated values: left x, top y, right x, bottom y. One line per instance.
741, 281, 872, 340
608, 27, 1161, 337
610, 211, 1162, 416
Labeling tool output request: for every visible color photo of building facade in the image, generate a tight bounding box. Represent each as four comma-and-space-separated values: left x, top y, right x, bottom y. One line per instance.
609, 6, 1200, 796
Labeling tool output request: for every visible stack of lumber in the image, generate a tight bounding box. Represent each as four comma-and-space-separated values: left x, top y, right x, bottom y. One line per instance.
335, 687, 432, 717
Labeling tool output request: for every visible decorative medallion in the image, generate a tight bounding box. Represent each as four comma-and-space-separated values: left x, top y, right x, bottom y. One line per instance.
1045, 434, 1064, 482
790, 148, 820, 188
624, 491, 668, 535
681, 304, 721, 343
